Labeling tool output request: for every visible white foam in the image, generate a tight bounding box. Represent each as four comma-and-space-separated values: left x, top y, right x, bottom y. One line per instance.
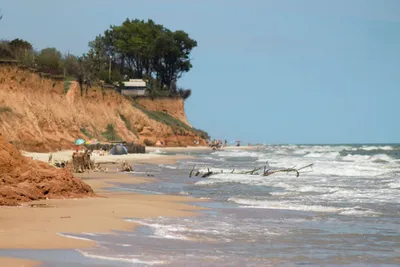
388, 181, 400, 189
81, 232, 98, 236
57, 233, 93, 242
158, 164, 177, 169
360, 145, 393, 151
77, 250, 165, 265
149, 149, 166, 155
303, 152, 340, 159
211, 150, 262, 158
126, 219, 189, 240
229, 198, 341, 213
116, 244, 132, 247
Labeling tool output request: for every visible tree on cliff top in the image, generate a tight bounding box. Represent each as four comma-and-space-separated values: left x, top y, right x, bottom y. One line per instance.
36, 47, 63, 75
86, 18, 197, 95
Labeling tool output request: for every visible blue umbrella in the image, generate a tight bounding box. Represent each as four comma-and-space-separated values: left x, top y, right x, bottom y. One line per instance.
74, 138, 86, 145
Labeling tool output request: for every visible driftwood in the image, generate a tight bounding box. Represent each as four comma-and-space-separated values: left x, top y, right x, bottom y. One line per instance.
72, 150, 94, 173
189, 164, 313, 178
120, 161, 133, 172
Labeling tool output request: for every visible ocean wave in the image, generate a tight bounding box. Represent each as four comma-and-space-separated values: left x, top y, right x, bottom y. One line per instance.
211, 150, 262, 158
228, 198, 378, 216
149, 149, 167, 155
388, 181, 400, 189
158, 164, 177, 169
126, 219, 189, 240
341, 153, 394, 163
57, 233, 94, 242
77, 250, 165, 265
303, 151, 340, 159
359, 145, 394, 151
228, 198, 341, 212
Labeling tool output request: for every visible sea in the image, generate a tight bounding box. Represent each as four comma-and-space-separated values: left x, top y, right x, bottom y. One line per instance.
3, 144, 400, 266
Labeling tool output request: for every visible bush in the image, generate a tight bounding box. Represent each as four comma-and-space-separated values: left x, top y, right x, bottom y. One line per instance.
36, 47, 63, 75
63, 54, 80, 77
178, 88, 191, 100
0, 41, 14, 60
0, 106, 12, 113
119, 112, 138, 137
133, 103, 209, 139
80, 128, 93, 139
102, 124, 122, 141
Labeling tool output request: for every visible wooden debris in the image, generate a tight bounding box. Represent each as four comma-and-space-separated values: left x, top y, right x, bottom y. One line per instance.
120, 161, 133, 172
189, 164, 313, 178
72, 150, 94, 173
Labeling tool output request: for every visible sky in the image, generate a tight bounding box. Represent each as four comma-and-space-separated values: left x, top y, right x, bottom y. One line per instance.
1, 0, 399, 144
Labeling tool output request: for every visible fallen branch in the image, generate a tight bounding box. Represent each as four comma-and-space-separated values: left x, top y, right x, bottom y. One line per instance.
120, 161, 133, 172
188, 164, 313, 178
263, 164, 314, 177
189, 164, 196, 178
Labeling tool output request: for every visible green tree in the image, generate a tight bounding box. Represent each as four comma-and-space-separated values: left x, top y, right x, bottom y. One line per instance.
153, 30, 197, 89
9, 38, 32, 51
9, 38, 34, 66
87, 18, 197, 95
36, 47, 63, 74
63, 54, 80, 77
0, 40, 14, 60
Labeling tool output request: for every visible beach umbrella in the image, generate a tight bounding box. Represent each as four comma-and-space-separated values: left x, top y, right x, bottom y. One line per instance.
109, 144, 128, 155
85, 139, 99, 145
74, 138, 86, 145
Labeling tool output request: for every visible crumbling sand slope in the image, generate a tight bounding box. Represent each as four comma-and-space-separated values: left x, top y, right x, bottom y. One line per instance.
0, 65, 206, 152
136, 97, 192, 126
0, 134, 94, 206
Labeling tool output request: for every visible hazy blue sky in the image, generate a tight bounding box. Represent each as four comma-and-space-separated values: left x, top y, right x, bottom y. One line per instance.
1, 0, 399, 144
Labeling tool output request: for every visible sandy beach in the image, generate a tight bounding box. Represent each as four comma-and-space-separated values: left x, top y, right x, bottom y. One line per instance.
0, 150, 207, 266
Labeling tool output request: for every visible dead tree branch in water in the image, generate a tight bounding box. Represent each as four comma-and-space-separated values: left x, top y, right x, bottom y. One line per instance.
263, 164, 314, 177
189, 164, 313, 178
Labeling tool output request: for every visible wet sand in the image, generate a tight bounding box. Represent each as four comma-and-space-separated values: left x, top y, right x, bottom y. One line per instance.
0, 257, 39, 267
0, 153, 206, 266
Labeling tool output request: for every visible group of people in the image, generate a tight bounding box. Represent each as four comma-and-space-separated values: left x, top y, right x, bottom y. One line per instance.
208, 139, 241, 149
155, 140, 168, 147
209, 139, 229, 149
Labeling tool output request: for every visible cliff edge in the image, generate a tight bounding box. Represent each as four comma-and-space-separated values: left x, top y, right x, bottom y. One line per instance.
0, 65, 208, 152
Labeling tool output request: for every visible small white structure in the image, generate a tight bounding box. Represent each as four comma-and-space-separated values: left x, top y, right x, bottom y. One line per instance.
121, 79, 147, 96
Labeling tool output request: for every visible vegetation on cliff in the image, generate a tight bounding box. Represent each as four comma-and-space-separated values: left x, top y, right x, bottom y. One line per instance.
0, 17, 194, 99
0, 12, 209, 147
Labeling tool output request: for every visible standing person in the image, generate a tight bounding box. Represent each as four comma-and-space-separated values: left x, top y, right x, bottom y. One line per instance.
224, 139, 228, 147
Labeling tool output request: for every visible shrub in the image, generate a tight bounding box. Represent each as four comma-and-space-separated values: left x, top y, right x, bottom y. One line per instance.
102, 123, 122, 141
133, 103, 209, 140
178, 88, 192, 100
0, 41, 14, 60
0, 106, 12, 113
119, 112, 138, 137
36, 47, 63, 75
80, 128, 93, 139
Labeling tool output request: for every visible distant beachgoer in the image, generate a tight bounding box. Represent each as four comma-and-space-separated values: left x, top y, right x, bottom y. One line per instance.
224, 139, 227, 146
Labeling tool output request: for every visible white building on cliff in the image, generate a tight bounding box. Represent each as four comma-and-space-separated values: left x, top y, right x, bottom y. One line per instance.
121, 79, 147, 96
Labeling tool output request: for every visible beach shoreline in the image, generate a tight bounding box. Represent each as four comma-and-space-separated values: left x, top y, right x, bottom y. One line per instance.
0, 149, 208, 266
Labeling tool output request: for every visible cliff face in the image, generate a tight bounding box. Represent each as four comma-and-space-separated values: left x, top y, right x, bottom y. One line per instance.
136, 97, 192, 127
0, 65, 207, 152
